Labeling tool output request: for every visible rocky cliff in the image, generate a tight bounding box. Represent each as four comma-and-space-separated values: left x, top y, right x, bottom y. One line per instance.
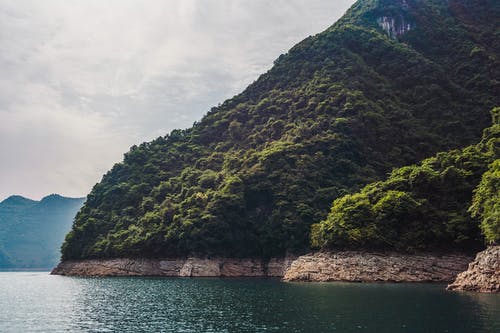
447, 246, 500, 293
283, 252, 472, 282
51, 257, 294, 277
52, 252, 471, 282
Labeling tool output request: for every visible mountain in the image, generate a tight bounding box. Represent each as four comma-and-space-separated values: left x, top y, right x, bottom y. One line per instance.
312, 108, 499, 252
61, 0, 499, 261
0, 194, 84, 268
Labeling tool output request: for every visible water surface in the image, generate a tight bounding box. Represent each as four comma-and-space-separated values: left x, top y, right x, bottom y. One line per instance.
0, 272, 499, 332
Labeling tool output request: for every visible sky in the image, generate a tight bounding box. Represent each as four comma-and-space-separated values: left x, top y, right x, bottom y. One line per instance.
0, 0, 355, 201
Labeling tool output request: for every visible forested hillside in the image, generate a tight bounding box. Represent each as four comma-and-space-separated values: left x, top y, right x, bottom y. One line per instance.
0, 195, 84, 268
470, 158, 500, 245
312, 108, 499, 253
62, 0, 500, 260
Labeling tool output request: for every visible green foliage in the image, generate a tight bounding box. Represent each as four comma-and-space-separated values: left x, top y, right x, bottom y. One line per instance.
469, 160, 500, 244
312, 109, 500, 252
62, 0, 499, 260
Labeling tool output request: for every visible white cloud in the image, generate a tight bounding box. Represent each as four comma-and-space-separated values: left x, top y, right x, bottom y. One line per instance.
0, 0, 355, 200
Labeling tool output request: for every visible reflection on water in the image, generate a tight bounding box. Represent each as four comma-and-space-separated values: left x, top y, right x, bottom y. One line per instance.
0, 272, 499, 333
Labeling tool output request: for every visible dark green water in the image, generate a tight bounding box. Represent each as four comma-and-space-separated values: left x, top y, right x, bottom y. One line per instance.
0, 272, 499, 332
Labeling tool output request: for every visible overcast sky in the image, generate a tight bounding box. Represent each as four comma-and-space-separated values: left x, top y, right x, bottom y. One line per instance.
0, 0, 355, 201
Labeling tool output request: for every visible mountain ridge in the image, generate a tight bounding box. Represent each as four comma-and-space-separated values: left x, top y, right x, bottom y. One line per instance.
61, 0, 499, 261
1, 194, 84, 204
0, 194, 84, 268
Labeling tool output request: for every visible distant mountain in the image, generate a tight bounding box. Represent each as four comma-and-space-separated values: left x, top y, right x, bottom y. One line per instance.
62, 0, 499, 261
0, 194, 84, 268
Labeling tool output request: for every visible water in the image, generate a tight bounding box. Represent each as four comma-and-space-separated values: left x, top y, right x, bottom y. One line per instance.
0, 272, 499, 333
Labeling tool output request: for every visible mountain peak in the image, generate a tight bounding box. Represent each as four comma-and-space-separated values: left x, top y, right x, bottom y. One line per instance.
0, 195, 36, 206
1, 194, 85, 207
39, 194, 85, 206
341, 0, 417, 38
40, 194, 64, 202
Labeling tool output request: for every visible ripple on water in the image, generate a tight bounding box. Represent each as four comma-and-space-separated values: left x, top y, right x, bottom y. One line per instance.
0, 273, 499, 333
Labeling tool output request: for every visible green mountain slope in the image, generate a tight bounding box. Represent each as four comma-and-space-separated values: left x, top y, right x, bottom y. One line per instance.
470, 158, 500, 245
0, 195, 84, 268
312, 108, 499, 252
62, 0, 500, 260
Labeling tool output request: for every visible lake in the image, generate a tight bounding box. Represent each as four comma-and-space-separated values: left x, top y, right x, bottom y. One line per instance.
0, 272, 499, 332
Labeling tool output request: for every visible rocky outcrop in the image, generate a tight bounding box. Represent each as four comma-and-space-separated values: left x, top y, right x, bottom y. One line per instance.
52, 252, 472, 283
51, 257, 294, 277
267, 257, 296, 277
447, 246, 500, 293
50, 258, 185, 276
51, 249, 500, 294
179, 258, 271, 277
377, 16, 415, 39
283, 252, 472, 282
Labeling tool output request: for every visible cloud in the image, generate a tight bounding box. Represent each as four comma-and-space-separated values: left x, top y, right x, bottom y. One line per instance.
0, 0, 355, 200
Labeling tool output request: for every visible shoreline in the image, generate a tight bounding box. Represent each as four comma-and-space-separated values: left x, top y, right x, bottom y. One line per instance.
447, 246, 499, 293
51, 257, 295, 278
51, 251, 474, 283
52, 247, 500, 293
282, 252, 472, 283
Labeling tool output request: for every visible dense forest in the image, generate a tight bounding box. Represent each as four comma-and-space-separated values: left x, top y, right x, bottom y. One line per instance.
312, 108, 499, 253
0, 195, 84, 268
62, 0, 499, 261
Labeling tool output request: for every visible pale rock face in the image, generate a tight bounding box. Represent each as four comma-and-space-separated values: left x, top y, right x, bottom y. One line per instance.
447, 246, 500, 293
267, 257, 296, 277
52, 252, 471, 283
377, 16, 415, 39
220, 259, 266, 277
50, 258, 185, 276
283, 252, 472, 282
51, 257, 293, 278
179, 258, 221, 277
159, 260, 186, 275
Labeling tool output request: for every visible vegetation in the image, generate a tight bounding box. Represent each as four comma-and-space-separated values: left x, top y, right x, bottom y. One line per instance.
312, 108, 499, 252
0, 195, 84, 268
62, 0, 499, 260
470, 158, 500, 245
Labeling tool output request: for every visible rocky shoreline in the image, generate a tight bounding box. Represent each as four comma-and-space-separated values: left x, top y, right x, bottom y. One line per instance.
447, 246, 500, 293
51, 257, 295, 278
282, 252, 472, 282
52, 249, 500, 293
52, 251, 473, 283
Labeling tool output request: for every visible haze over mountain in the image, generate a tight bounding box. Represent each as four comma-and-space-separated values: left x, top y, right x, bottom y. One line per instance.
0, 194, 84, 268
61, 0, 499, 261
